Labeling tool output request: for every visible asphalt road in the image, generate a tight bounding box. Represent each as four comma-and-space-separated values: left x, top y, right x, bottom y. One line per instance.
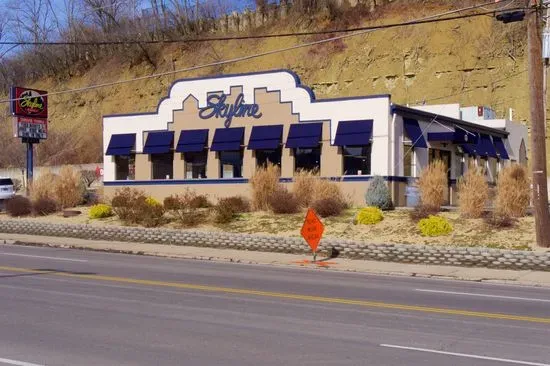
0, 244, 549, 366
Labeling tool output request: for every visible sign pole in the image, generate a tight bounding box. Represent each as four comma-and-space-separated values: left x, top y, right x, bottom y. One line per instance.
26, 141, 33, 195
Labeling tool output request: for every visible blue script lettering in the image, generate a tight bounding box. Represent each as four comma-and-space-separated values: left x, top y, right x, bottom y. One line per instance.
199, 93, 263, 127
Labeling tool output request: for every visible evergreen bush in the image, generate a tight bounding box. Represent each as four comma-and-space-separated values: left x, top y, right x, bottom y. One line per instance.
365, 176, 394, 210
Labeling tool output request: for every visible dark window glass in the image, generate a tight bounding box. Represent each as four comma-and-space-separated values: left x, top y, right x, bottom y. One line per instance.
220, 150, 243, 178
295, 147, 320, 173
184, 151, 207, 179
343, 145, 371, 175
403, 144, 413, 177
151, 152, 173, 180
256, 148, 282, 169
0, 178, 13, 185
115, 155, 135, 181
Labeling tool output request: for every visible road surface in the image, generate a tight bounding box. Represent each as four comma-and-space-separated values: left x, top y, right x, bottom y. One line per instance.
0, 243, 549, 366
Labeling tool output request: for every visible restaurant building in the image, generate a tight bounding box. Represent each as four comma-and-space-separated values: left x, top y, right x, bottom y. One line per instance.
102, 69, 528, 206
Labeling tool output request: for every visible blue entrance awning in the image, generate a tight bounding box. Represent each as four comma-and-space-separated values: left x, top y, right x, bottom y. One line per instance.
247, 125, 283, 150
476, 134, 498, 158
460, 143, 477, 156
176, 129, 208, 153
403, 118, 427, 148
492, 136, 510, 160
211, 127, 245, 151
143, 131, 174, 154
285, 123, 323, 149
333, 120, 373, 146
106, 133, 136, 156
427, 129, 476, 144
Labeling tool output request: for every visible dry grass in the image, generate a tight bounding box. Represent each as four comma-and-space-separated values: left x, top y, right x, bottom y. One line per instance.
458, 165, 489, 218
495, 164, 531, 218
250, 163, 281, 211
293, 169, 317, 207
293, 170, 349, 209
30, 169, 57, 202
313, 178, 349, 208
418, 160, 447, 209
54, 166, 86, 208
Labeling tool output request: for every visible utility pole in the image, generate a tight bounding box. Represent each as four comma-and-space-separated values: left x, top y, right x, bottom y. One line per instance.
527, 0, 550, 247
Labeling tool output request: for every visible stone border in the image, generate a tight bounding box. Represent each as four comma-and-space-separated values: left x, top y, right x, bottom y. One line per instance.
1, 219, 549, 271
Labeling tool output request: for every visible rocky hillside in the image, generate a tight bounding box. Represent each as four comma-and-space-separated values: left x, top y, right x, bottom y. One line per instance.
0, 1, 535, 168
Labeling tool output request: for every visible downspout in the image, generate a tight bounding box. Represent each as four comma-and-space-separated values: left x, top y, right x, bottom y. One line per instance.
389, 107, 397, 205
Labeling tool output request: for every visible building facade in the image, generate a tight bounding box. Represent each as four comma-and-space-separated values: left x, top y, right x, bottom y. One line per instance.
103, 69, 528, 206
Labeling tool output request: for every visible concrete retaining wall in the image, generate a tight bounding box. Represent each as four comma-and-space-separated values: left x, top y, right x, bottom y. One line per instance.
0, 219, 549, 271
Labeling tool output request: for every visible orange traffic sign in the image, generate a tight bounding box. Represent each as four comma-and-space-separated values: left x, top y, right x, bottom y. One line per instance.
300, 208, 324, 254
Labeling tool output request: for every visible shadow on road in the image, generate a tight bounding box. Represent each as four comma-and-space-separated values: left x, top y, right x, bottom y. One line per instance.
0, 268, 97, 279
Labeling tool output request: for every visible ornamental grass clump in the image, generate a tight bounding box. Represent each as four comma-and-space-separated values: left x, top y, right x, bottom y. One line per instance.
250, 163, 281, 211
458, 165, 489, 218
418, 160, 447, 210
53, 166, 86, 208
418, 215, 453, 237
495, 164, 531, 218
356, 207, 384, 225
365, 175, 394, 210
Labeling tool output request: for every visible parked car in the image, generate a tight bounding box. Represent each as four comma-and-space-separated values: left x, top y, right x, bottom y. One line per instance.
0, 177, 15, 201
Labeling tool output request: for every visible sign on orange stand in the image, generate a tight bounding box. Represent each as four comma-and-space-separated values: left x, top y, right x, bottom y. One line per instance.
300, 208, 324, 260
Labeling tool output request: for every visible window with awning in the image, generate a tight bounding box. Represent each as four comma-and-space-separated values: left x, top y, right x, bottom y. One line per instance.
492, 136, 510, 160
476, 134, 498, 158
285, 123, 323, 148
333, 120, 373, 146
143, 131, 174, 154
176, 129, 208, 153
403, 118, 427, 148
106, 133, 135, 156
211, 127, 245, 151
248, 125, 283, 150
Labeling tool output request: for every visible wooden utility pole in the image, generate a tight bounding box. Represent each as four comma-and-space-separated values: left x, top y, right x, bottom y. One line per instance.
528, 0, 550, 247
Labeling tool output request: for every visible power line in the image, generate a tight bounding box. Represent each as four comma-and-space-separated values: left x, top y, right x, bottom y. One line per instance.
0, 6, 528, 46
0, 2, 525, 104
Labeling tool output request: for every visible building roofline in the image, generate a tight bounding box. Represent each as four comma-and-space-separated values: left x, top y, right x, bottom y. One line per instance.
391, 104, 509, 138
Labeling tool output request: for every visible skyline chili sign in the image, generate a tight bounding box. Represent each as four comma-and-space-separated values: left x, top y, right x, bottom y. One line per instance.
10, 87, 48, 119
198, 93, 262, 128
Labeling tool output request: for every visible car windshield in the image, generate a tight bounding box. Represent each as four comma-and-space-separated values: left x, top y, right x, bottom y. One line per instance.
0, 178, 13, 185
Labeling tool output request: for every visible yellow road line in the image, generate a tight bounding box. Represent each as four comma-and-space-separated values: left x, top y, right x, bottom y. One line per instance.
1, 265, 549, 324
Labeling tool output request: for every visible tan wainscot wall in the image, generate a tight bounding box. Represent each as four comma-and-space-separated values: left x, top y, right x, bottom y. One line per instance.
104, 86, 407, 206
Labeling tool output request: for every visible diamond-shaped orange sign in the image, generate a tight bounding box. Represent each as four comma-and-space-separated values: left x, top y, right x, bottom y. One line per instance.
300, 208, 324, 254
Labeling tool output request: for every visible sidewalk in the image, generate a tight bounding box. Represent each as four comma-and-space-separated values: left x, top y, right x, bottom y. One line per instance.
2, 233, 550, 287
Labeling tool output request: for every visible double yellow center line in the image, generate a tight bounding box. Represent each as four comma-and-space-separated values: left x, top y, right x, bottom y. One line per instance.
1, 265, 549, 324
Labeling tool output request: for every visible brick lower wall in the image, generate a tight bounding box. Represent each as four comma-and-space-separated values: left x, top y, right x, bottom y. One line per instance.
0, 219, 549, 271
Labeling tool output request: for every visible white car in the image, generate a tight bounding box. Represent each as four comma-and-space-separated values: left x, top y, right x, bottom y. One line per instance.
0, 178, 15, 201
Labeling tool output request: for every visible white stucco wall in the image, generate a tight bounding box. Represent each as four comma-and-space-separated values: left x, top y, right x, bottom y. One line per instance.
103, 70, 393, 181
411, 103, 461, 119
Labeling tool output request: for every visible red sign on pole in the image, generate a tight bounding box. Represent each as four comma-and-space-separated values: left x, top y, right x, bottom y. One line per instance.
300, 208, 324, 257
10, 87, 48, 119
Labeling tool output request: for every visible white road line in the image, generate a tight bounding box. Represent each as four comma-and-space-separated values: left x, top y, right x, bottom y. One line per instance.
415, 289, 550, 303
0, 253, 87, 262
0, 357, 45, 366
380, 344, 550, 366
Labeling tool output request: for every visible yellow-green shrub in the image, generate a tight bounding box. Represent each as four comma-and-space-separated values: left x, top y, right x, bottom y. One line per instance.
356, 207, 384, 225
418, 215, 453, 237
89, 204, 113, 219
145, 197, 162, 207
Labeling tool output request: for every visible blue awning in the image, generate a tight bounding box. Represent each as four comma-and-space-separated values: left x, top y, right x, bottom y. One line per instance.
476, 134, 498, 158
176, 129, 208, 153
333, 120, 373, 146
427, 129, 476, 144
285, 123, 323, 149
106, 133, 135, 156
247, 125, 283, 150
403, 118, 427, 148
143, 131, 174, 154
427, 132, 455, 142
492, 136, 510, 160
460, 143, 477, 156
211, 127, 245, 151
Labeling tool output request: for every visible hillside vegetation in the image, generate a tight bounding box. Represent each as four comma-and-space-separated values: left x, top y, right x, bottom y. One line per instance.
0, 0, 535, 168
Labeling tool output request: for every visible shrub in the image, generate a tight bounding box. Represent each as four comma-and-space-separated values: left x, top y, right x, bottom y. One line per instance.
293, 169, 317, 207
111, 188, 164, 227
30, 169, 57, 202
268, 187, 300, 214
418, 160, 447, 209
164, 191, 209, 227
138, 198, 165, 227
250, 163, 281, 211
53, 166, 86, 208
356, 207, 384, 225
311, 197, 345, 217
219, 196, 250, 213
314, 178, 349, 209
11, 178, 22, 193
32, 197, 59, 216
495, 164, 531, 218
458, 166, 489, 218
5, 196, 32, 217
418, 215, 453, 237
213, 199, 236, 224
365, 176, 394, 210
409, 204, 440, 222
89, 204, 113, 219
484, 212, 518, 229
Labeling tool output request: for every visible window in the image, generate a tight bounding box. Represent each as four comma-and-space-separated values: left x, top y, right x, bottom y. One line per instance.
184, 151, 207, 179
220, 150, 243, 178
115, 154, 135, 180
343, 146, 371, 175
403, 144, 415, 177
488, 158, 498, 183
151, 152, 173, 180
454, 152, 465, 178
256, 148, 282, 169
295, 147, 320, 173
